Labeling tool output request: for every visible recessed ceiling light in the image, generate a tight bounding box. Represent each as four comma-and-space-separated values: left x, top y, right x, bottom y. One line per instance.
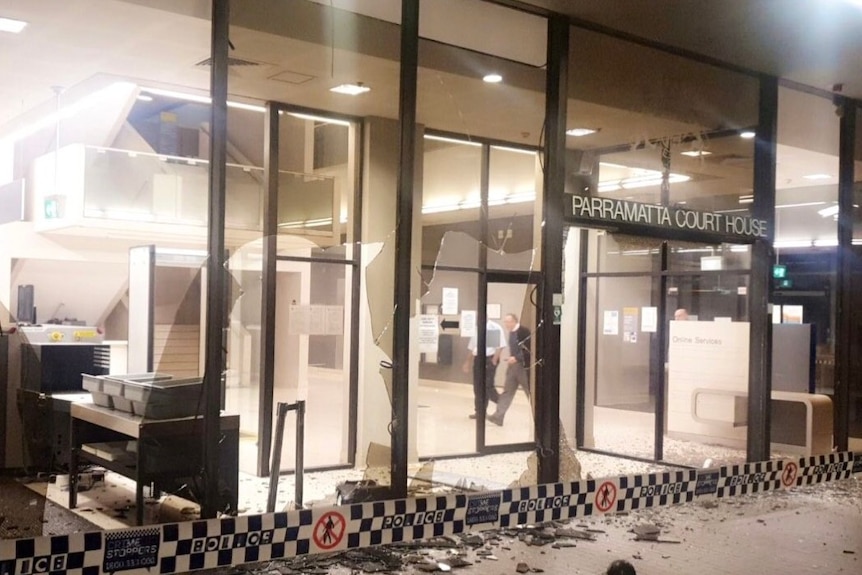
0, 17, 27, 34
566, 128, 597, 137
330, 83, 370, 96
818, 205, 840, 218
680, 150, 712, 157
136, 94, 153, 102
740, 130, 756, 139
483, 73, 503, 83
803, 173, 832, 180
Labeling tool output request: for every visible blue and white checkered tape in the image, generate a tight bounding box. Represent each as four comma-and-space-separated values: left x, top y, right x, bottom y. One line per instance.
1, 451, 859, 575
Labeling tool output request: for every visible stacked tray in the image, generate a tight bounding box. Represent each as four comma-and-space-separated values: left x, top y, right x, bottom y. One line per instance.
81, 373, 203, 419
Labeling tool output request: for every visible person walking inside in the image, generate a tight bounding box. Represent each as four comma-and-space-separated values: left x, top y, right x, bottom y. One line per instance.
463, 319, 504, 419
488, 313, 531, 426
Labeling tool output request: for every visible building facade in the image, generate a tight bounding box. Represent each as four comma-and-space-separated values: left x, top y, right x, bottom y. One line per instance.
1, 0, 861, 511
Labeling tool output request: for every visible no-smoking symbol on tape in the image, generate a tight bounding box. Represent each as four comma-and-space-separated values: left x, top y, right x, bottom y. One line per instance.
782, 462, 798, 488
595, 481, 617, 513
313, 511, 346, 550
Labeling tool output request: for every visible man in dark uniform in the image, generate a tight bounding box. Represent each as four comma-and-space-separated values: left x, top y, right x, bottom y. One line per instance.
488, 313, 531, 426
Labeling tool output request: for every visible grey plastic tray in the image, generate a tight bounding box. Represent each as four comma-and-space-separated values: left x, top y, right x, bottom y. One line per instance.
122, 377, 201, 404
82, 374, 114, 408
112, 395, 134, 413
131, 400, 201, 420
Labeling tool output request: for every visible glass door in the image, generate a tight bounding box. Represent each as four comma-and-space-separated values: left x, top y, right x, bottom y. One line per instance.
483, 276, 538, 450
662, 243, 751, 467
581, 233, 753, 465
582, 233, 662, 460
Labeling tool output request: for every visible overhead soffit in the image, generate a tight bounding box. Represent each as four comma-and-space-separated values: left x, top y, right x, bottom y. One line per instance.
2, 0, 816, 150
518, 0, 862, 100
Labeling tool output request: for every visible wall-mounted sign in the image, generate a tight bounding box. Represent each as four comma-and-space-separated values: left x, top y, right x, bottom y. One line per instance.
442, 287, 459, 315
564, 195, 768, 240
418, 314, 439, 353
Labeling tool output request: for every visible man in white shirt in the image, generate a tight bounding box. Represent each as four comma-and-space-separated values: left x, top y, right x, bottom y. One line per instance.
462, 320, 504, 419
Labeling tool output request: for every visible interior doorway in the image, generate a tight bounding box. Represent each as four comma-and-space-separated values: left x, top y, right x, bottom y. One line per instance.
579, 231, 753, 466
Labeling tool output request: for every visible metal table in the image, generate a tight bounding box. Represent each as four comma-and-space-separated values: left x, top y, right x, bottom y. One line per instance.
69, 403, 239, 525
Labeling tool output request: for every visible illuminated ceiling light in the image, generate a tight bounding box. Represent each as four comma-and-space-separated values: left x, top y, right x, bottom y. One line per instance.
566, 128, 597, 137
738, 195, 754, 204
680, 150, 712, 157
140, 87, 267, 113
424, 134, 481, 147
330, 83, 370, 95
740, 130, 756, 139
818, 205, 840, 218
482, 73, 503, 83
813, 238, 838, 247
141, 87, 210, 104
227, 101, 266, 113
776, 201, 826, 209
288, 112, 350, 126
278, 217, 334, 229
774, 240, 814, 249
136, 94, 153, 102
598, 173, 689, 191
803, 173, 832, 180
491, 145, 537, 156
0, 17, 27, 33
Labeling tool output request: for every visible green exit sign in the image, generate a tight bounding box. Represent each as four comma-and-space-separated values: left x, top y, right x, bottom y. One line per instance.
772, 264, 787, 279
777, 278, 793, 289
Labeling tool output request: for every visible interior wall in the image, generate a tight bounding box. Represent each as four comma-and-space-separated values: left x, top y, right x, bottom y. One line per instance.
11, 259, 127, 326
593, 275, 653, 406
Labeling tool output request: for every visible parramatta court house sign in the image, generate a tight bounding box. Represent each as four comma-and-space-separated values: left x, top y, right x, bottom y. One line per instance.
563, 195, 768, 241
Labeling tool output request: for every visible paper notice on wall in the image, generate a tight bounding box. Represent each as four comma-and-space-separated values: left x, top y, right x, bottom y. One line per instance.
623, 307, 638, 343
783, 305, 803, 324
461, 310, 477, 338
442, 287, 459, 315
325, 305, 344, 334
641, 306, 657, 333
603, 310, 619, 335
288, 304, 311, 334
309, 305, 327, 334
418, 314, 439, 353
288, 304, 343, 334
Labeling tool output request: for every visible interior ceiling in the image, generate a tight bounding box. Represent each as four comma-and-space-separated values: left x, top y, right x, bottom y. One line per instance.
1, 0, 858, 239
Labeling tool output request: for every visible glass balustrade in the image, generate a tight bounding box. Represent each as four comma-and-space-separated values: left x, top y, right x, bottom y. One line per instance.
32, 144, 336, 234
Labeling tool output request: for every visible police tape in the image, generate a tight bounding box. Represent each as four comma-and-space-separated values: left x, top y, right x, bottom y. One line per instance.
2, 451, 860, 575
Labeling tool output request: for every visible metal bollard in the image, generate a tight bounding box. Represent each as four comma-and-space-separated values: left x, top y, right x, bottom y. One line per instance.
266, 400, 305, 513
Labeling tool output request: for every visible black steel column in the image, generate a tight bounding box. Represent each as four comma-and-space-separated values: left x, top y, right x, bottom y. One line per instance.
537, 15, 568, 484
747, 75, 778, 461
575, 229, 588, 447
476, 144, 490, 448
835, 101, 856, 452
654, 243, 668, 461
202, 0, 229, 518
390, 0, 419, 499
258, 102, 279, 476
